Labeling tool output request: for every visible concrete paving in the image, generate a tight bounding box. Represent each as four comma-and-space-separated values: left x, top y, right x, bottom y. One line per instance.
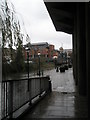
18, 68, 88, 119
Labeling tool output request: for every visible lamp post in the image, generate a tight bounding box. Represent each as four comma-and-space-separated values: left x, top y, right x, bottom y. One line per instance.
25, 47, 30, 78
25, 47, 30, 91
38, 52, 41, 76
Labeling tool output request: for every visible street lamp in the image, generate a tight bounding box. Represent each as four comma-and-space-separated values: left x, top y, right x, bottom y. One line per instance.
38, 52, 41, 76
25, 47, 30, 91
25, 47, 30, 78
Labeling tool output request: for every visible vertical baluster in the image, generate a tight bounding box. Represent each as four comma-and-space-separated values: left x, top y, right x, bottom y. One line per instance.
18, 81, 20, 110
3, 82, 5, 118
6, 82, 7, 117
29, 79, 32, 105
8, 82, 13, 118
30, 79, 32, 105
39, 78, 41, 97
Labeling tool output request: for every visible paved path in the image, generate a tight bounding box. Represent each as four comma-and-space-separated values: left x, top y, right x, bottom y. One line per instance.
17, 68, 88, 119
44, 68, 75, 93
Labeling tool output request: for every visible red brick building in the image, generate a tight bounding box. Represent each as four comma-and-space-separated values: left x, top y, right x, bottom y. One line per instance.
24, 42, 59, 61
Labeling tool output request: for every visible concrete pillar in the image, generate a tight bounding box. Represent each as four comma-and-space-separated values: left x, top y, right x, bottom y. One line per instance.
72, 33, 75, 80
85, 3, 90, 98
76, 3, 87, 95
73, 10, 78, 86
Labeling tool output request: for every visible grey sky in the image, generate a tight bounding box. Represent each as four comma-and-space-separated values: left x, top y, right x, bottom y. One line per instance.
10, 0, 72, 50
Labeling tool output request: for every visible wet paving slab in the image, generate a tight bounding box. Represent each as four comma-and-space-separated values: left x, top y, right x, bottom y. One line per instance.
17, 68, 88, 119
18, 92, 88, 119
44, 68, 75, 93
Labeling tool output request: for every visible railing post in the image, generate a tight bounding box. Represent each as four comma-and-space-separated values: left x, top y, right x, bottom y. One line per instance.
29, 79, 32, 106
3, 82, 5, 118
8, 82, 13, 119
39, 78, 41, 97
47, 75, 52, 92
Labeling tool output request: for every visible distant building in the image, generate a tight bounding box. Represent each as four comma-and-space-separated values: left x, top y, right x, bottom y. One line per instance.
63, 49, 72, 62
56, 47, 72, 65
24, 42, 59, 61
59, 47, 63, 53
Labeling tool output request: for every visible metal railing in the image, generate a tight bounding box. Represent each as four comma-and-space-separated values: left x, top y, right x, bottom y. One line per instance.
1, 76, 51, 119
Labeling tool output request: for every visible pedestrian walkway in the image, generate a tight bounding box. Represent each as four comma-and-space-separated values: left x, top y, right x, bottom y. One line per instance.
17, 68, 88, 119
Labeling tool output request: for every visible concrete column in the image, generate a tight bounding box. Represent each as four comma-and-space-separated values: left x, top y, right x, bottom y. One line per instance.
72, 32, 75, 80
85, 3, 90, 98
76, 3, 87, 95
73, 10, 78, 86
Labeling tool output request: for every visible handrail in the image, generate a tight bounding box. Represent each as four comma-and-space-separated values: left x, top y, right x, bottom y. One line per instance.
2, 76, 50, 82
1, 76, 51, 120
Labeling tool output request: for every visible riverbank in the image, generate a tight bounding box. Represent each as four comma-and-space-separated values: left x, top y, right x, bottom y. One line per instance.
2, 62, 55, 80
2, 61, 55, 78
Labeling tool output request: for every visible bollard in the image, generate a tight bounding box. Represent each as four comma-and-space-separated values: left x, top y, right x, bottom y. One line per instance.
49, 80, 52, 92
56, 67, 59, 72
46, 75, 52, 92
42, 70, 43, 76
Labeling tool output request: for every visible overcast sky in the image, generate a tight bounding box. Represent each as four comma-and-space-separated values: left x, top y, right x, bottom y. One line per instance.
10, 0, 72, 50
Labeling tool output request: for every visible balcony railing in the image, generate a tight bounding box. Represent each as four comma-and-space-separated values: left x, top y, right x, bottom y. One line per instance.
1, 76, 51, 120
